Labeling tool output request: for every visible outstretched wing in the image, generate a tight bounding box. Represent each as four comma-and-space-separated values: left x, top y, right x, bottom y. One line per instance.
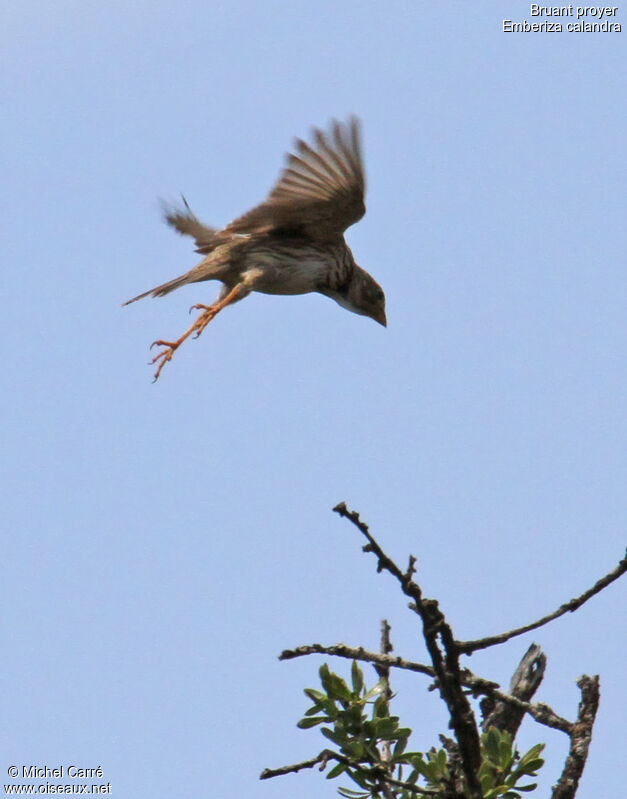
224, 117, 366, 241
162, 197, 219, 254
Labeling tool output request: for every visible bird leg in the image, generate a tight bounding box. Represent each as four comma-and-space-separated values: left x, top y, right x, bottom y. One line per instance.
150, 284, 244, 381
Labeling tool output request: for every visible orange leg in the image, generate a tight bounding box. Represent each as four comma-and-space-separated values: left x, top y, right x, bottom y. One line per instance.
150, 284, 244, 381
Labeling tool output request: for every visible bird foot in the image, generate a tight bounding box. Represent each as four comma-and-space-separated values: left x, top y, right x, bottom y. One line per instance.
149, 339, 180, 382
145, 285, 244, 381
148, 305, 219, 380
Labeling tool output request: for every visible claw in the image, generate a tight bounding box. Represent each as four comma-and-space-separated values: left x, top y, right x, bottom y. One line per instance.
189, 303, 211, 314
150, 338, 175, 350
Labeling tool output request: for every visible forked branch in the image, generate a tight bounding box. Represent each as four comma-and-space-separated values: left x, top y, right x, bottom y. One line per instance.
262, 504, 624, 799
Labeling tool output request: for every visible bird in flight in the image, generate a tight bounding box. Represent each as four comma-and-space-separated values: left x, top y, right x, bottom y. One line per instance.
124, 117, 386, 380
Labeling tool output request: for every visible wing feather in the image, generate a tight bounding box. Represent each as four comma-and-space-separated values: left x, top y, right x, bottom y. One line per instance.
224, 117, 366, 240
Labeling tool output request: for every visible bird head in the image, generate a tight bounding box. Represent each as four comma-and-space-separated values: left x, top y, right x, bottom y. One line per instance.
343, 265, 387, 327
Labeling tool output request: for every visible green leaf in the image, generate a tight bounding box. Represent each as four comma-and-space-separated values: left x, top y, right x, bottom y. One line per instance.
519, 758, 544, 775
498, 739, 513, 770
405, 768, 420, 785
483, 728, 500, 763
304, 688, 327, 703
394, 751, 423, 766
321, 727, 348, 746
337, 788, 369, 798
371, 717, 398, 737
317, 666, 350, 699
372, 695, 389, 718
392, 736, 409, 758
516, 783, 538, 792
297, 716, 326, 728
331, 677, 352, 701
363, 680, 386, 701
521, 743, 545, 759
478, 759, 494, 779
499, 729, 513, 748
484, 787, 512, 799
319, 663, 332, 686
351, 661, 364, 695
342, 741, 366, 759
517, 743, 545, 771
321, 698, 341, 717
418, 761, 439, 782
304, 705, 320, 716
326, 762, 347, 779
480, 770, 495, 792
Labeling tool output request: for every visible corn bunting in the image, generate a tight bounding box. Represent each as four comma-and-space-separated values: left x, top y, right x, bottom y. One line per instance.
124, 117, 386, 380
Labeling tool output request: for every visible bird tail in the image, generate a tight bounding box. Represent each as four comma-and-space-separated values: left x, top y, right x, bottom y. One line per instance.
123, 198, 221, 306
122, 273, 191, 306
162, 197, 220, 254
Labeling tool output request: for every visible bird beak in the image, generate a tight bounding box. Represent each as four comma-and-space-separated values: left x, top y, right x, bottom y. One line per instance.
372, 308, 387, 327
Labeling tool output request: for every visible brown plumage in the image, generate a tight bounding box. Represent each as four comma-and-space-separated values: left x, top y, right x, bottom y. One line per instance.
124, 117, 386, 380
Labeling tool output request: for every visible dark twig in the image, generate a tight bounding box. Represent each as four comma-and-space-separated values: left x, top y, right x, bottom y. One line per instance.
376, 619, 394, 677
457, 554, 627, 655
260, 749, 438, 795
481, 644, 547, 737
260, 750, 335, 779
377, 620, 394, 767
551, 675, 600, 799
333, 502, 483, 799
280, 642, 435, 679
485, 686, 572, 735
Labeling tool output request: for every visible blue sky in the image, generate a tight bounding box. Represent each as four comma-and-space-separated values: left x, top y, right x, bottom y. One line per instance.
2, 1, 625, 796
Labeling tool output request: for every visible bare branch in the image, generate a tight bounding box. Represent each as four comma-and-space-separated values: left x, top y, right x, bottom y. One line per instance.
484, 686, 572, 735
377, 620, 394, 766
333, 501, 483, 799
458, 554, 627, 654
551, 675, 600, 799
260, 749, 439, 795
280, 642, 435, 679
260, 750, 334, 779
